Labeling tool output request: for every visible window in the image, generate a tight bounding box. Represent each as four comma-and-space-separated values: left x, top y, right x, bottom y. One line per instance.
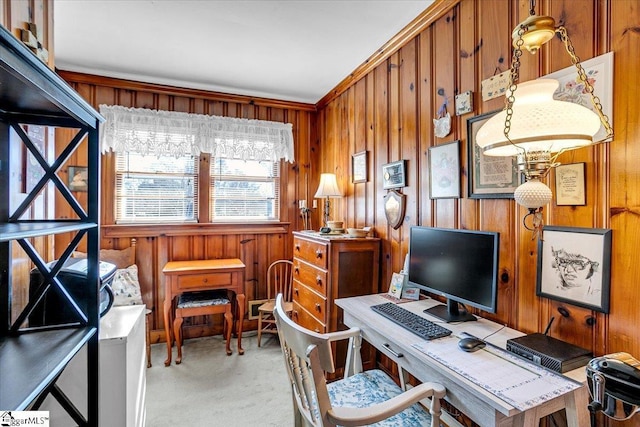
102, 105, 293, 224
115, 152, 198, 223
210, 158, 280, 222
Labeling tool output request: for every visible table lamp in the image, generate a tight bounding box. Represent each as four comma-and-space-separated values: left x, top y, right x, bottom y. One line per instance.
314, 173, 342, 228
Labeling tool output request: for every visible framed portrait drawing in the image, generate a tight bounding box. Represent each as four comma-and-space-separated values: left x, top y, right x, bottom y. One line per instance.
536, 226, 612, 313
382, 160, 406, 190
429, 140, 460, 199
68, 166, 88, 192
467, 111, 519, 198
352, 151, 367, 183
554, 163, 586, 206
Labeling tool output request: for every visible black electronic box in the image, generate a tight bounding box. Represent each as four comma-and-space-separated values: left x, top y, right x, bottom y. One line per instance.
29, 258, 117, 326
506, 333, 593, 373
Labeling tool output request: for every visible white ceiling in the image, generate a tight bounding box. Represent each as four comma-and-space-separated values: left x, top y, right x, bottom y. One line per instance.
53, 1, 434, 105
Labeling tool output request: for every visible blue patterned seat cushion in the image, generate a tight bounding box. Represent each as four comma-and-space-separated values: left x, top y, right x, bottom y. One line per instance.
326, 369, 432, 426
177, 290, 230, 308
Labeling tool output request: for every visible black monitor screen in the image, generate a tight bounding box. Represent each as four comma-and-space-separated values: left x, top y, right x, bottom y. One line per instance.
408, 226, 499, 322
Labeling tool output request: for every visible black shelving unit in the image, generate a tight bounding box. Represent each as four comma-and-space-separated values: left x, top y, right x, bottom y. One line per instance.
0, 24, 103, 425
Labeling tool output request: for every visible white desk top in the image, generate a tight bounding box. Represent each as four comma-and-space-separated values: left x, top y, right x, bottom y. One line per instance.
336, 294, 589, 425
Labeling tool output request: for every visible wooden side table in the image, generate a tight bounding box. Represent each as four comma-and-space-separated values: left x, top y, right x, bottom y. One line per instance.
162, 258, 246, 366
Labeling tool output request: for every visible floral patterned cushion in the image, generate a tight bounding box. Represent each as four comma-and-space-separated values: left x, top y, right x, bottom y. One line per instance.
111, 264, 144, 306
326, 369, 432, 426
177, 290, 230, 308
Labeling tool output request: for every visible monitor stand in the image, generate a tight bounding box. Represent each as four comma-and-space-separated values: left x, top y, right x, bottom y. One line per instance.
424, 299, 477, 323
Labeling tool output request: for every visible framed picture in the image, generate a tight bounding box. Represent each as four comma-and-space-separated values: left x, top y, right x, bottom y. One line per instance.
429, 140, 460, 199
554, 163, 586, 206
542, 52, 613, 142
536, 226, 612, 313
248, 299, 268, 320
68, 166, 88, 192
455, 90, 473, 116
382, 160, 406, 189
467, 111, 519, 198
383, 190, 406, 229
387, 272, 405, 298
352, 151, 368, 183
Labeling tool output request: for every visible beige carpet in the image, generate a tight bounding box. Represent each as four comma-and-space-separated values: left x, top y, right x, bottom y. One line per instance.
146, 332, 293, 426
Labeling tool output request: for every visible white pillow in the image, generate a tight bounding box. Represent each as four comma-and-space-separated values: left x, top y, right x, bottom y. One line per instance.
111, 264, 144, 306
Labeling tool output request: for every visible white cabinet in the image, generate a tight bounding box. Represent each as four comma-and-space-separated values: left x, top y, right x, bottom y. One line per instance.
42, 306, 147, 427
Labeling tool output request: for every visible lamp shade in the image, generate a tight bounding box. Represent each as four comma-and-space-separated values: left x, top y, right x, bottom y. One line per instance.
514, 179, 553, 210
314, 173, 342, 198
475, 79, 601, 157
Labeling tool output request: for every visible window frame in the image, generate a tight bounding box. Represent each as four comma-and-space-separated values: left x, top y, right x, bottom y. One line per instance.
113, 151, 199, 224
110, 152, 285, 225
209, 157, 281, 223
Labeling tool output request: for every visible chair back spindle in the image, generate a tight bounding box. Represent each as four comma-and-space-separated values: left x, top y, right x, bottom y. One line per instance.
267, 260, 294, 301
257, 260, 294, 347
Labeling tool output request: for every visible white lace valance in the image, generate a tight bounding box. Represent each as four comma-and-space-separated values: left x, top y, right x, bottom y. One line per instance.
99, 105, 295, 162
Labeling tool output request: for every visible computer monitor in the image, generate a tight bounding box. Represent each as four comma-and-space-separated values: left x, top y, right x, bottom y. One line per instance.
407, 226, 499, 322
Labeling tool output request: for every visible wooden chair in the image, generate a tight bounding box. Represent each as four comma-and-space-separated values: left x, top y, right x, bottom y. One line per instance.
257, 259, 293, 347
273, 294, 446, 427
173, 289, 233, 363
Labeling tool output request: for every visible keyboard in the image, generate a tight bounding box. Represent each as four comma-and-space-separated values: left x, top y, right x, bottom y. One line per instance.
371, 302, 452, 340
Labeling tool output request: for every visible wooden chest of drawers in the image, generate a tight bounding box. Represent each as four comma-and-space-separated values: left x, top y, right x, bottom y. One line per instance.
292, 232, 380, 376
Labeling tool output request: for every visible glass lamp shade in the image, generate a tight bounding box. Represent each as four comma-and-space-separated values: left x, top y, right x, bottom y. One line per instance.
314, 173, 342, 198
514, 179, 553, 210
475, 79, 601, 157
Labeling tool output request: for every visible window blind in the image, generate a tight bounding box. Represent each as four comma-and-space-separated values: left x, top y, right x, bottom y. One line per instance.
115, 152, 198, 223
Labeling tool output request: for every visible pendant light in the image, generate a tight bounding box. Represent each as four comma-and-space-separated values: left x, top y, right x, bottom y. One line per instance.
475, 0, 613, 233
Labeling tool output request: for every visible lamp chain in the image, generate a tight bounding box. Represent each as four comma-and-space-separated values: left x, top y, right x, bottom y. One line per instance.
557, 26, 614, 141
504, 25, 530, 175
504, 26, 524, 144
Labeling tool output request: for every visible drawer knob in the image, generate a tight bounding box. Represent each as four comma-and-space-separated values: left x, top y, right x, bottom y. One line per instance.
203, 278, 208, 283
294, 267, 299, 275
315, 249, 323, 258
295, 245, 300, 251
315, 303, 321, 312
294, 288, 299, 295
316, 276, 322, 285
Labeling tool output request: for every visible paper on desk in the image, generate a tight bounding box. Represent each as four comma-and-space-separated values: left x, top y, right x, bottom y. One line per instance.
413, 337, 580, 411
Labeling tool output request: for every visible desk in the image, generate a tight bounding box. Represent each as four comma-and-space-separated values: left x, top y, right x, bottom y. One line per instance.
336, 294, 589, 427
163, 259, 246, 365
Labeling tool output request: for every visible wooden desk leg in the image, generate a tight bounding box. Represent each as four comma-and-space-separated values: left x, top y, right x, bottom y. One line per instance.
224, 309, 233, 356
565, 386, 589, 427
236, 293, 245, 355
164, 296, 173, 366
173, 314, 184, 365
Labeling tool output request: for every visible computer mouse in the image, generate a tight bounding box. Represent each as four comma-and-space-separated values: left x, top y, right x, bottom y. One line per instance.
458, 337, 486, 352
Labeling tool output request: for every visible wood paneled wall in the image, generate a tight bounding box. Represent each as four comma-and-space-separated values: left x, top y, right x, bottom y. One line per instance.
7, 2, 640, 422
317, 0, 640, 385
56, 71, 318, 341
